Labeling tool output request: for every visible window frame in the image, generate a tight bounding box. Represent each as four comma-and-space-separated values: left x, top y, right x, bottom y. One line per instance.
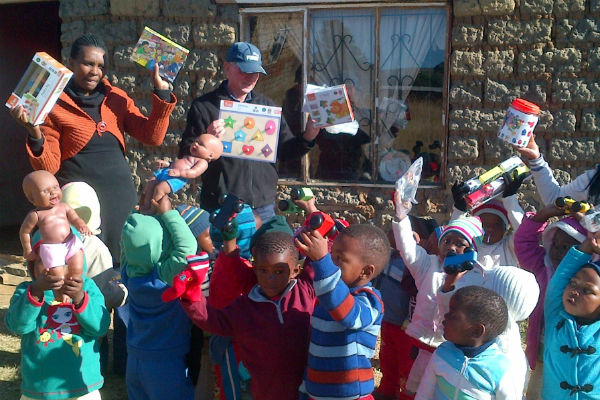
239, 2, 451, 189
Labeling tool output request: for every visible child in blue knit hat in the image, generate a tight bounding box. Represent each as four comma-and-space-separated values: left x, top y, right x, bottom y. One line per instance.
542, 231, 600, 399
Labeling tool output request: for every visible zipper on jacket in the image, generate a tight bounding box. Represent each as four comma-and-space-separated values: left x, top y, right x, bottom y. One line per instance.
454, 358, 469, 400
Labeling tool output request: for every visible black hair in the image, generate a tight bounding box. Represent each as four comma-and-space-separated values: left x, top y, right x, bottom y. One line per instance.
338, 224, 391, 277
252, 231, 298, 262
178, 136, 196, 159
409, 215, 439, 240
70, 33, 108, 60
452, 285, 508, 342
586, 165, 600, 205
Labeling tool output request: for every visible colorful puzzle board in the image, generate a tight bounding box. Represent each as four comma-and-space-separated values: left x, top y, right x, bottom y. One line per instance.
218, 100, 281, 163
304, 84, 355, 128
6, 52, 73, 126
131, 26, 189, 83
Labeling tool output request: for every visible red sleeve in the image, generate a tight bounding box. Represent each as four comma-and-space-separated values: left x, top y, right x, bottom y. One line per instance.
208, 249, 256, 309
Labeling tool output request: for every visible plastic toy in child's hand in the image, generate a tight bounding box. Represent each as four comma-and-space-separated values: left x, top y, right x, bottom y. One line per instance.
554, 196, 592, 214
394, 157, 423, 219
161, 253, 210, 303
306, 212, 339, 238
581, 208, 600, 233
278, 199, 304, 214
291, 188, 314, 201
443, 248, 478, 274
209, 193, 245, 232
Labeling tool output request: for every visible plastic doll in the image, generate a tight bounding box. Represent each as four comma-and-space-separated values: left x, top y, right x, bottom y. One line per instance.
20, 170, 91, 303
141, 133, 223, 212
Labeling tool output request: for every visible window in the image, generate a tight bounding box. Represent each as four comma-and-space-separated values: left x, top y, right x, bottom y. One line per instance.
241, 4, 449, 186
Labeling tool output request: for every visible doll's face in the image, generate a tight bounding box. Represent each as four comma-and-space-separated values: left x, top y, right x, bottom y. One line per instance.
563, 267, 600, 324
23, 170, 62, 209
190, 135, 223, 161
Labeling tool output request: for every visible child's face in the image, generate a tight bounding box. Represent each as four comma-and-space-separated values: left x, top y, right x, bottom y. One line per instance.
480, 213, 505, 245
253, 251, 300, 298
439, 232, 470, 259
550, 230, 580, 269
442, 297, 478, 346
25, 173, 62, 209
331, 234, 368, 287
562, 267, 600, 323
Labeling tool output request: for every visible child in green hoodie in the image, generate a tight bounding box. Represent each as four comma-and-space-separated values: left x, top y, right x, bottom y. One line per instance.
5, 227, 110, 400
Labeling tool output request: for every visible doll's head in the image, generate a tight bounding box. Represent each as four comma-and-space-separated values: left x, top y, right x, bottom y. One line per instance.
563, 261, 600, 324
438, 216, 483, 261
180, 134, 223, 161
472, 200, 510, 245
23, 170, 62, 209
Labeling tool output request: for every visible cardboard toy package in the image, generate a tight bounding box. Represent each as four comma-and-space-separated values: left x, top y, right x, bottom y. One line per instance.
131, 26, 189, 83
6, 52, 73, 126
304, 84, 355, 128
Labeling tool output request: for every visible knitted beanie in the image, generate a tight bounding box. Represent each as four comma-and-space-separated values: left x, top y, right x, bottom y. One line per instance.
542, 215, 587, 253
61, 181, 102, 235
177, 205, 210, 238
484, 266, 539, 323
473, 199, 510, 229
249, 215, 293, 250
439, 216, 484, 251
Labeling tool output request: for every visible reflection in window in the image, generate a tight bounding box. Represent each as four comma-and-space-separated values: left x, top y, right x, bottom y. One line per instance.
242, 6, 447, 185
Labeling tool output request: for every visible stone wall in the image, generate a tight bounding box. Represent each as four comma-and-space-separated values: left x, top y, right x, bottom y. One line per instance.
58, 0, 600, 229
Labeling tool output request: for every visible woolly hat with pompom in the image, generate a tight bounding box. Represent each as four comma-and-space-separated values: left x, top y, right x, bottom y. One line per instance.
439, 216, 484, 252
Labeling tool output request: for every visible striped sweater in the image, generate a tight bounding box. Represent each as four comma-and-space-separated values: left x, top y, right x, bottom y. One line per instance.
300, 253, 383, 400
26, 79, 176, 173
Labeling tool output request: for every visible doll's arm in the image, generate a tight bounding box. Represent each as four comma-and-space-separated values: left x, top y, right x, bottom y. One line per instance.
170, 159, 208, 179
154, 159, 170, 169
19, 212, 38, 260
65, 204, 91, 235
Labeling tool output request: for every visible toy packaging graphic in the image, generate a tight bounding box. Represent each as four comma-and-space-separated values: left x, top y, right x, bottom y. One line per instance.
304, 84, 355, 128
6, 52, 73, 126
131, 26, 189, 83
218, 100, 281, 163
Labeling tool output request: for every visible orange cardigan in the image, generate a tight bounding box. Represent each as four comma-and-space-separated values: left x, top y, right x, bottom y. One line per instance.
26, 79, 177, 173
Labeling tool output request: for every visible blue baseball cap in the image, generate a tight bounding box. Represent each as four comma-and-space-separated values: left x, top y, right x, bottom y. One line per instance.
226, 42, 267, 75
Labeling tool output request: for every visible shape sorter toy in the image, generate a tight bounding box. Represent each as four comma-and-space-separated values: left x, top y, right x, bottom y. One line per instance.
218, 100, 281, 163
6, 52, 73, 126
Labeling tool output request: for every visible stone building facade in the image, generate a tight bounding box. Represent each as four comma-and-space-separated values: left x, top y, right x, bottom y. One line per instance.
57, 0, 600, 228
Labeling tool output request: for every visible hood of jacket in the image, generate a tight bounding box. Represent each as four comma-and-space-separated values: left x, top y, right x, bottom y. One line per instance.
121, 212, 171, 268
542, 215, 587, 269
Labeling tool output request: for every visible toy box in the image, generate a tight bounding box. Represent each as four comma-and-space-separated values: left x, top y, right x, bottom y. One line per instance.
131, 26, 189, 83
304, 84, 355, 128
218, 100, 281, 163
6, 52, 73, 126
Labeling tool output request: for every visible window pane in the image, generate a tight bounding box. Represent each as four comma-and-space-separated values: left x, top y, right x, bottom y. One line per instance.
245, 12, 304, 179
377, 8, 447, 184
309, 9, 374, 182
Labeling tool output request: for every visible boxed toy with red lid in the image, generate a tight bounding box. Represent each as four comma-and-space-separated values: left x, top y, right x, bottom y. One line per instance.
305, 84, 355, 128
6, 52, 73, 126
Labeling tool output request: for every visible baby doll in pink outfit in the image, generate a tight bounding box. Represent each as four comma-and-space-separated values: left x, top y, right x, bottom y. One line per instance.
20, 170, 91, 303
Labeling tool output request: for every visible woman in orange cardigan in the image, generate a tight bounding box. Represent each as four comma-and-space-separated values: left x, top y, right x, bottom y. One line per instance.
10, 33, 176, 263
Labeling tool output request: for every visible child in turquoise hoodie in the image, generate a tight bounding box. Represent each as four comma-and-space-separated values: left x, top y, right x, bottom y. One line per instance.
5, 227, 110, 400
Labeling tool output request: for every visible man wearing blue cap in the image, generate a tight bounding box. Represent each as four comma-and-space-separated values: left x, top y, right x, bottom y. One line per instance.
180, 42, 320, 221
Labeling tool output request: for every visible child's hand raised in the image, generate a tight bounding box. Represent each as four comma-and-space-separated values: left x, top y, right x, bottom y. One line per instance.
63, 276, 85, 307
296, 230, 328, 261
151, 194, 172, 215
515, 134, 540, 161
532, 203, 565, 223
579, 231, 600, 255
